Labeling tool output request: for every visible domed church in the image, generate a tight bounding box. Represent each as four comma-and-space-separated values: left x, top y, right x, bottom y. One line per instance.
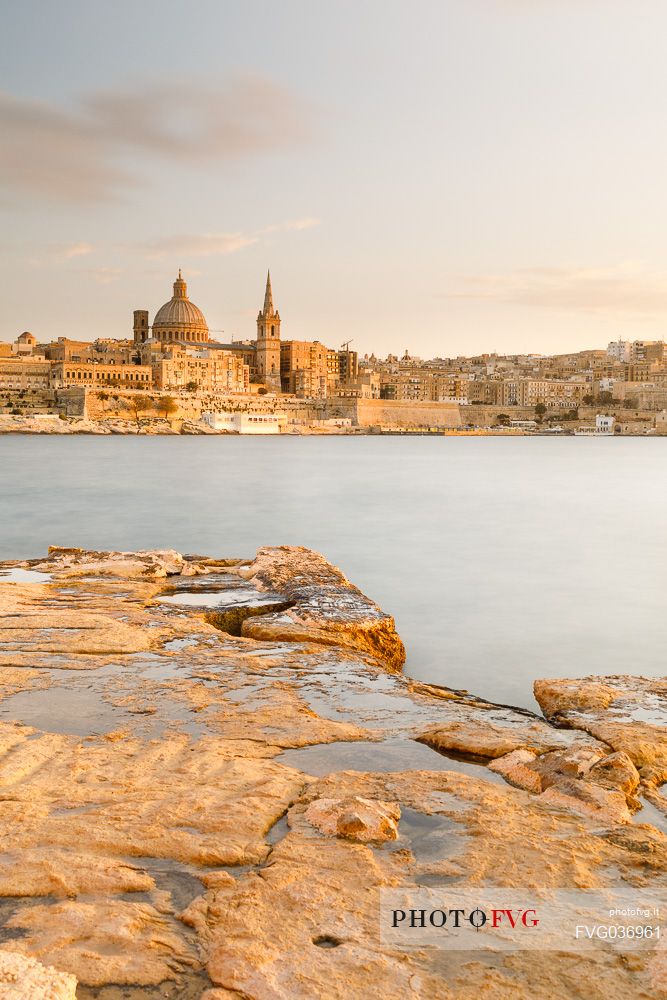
134, 270, 209, 345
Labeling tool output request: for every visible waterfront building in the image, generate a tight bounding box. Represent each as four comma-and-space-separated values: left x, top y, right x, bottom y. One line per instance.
575, 414, 616, 435
202, 410, 287, 433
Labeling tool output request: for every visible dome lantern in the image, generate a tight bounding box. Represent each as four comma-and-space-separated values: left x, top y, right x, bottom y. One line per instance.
173, 269, 188, 299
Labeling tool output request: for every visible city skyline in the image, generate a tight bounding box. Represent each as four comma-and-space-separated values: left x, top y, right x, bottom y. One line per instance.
4, 1, 667, 355
1, 262, 644, 361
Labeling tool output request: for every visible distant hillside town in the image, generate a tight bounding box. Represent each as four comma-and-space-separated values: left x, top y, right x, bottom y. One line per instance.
2, 271, 667, 434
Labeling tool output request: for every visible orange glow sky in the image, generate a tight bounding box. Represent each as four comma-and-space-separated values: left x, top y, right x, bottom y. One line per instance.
2, 0, 666, 357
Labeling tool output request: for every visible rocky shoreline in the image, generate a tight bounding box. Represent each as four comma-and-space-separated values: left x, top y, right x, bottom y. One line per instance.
0, 415, 633, 437
0, 415, 248, 435
0, 546, 665, 998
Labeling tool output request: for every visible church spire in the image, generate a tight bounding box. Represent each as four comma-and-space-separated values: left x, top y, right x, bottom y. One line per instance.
263, 270, 274, 314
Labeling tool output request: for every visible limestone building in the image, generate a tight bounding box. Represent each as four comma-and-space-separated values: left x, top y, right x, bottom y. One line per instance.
51, 362, 152, 390
0, 358, 51, 391
256, 271, 281, 391
15, 332, 38, 356
130, 269, 355, 398
0, 268, 357, 403
147, 344, 248, 394
280, 340, 328, 397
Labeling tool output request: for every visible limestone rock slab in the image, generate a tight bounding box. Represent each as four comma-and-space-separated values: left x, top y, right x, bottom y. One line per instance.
304, 795, 400, 843
0, 949, 76, 1000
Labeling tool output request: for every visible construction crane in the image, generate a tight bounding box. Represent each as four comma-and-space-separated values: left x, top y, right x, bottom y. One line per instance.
340, 340, 354, 352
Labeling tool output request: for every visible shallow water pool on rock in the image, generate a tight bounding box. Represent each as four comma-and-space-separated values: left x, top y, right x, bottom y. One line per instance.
0, 686, 133, 738
277, 737, 506, 784
0, 672, 211, 740
159, 581, 283, 610
0, 567, 51, 584
395, 807, 462, 863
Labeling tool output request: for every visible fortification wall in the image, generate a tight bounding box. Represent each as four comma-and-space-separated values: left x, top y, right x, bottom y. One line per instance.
327, 398, 462, 429
82, 388, 328, 424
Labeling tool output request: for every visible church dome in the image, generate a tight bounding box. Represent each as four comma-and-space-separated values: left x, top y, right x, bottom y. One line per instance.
152, 270, 209, 343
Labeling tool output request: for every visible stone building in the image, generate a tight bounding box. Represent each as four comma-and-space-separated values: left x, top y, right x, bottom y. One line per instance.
326, 349, 340, 389
325, 347, 359, 393
333, 372, 380, 399
0, 332, 42, 359
0, 358, 52, 390
132, 270, 278, 391
127, 268, 361, 398
50, 362, 153, 389
379, 370, 471, 404
0, 268, 359, 405
256, 271, 281, 391
45, 338, 93, 362
494, 378, 587, 409
338, 347, 359, 383
630, 340, 666, 363
148, 344, 248, 393
280, 340, 329, 397
14, 332, 38, 356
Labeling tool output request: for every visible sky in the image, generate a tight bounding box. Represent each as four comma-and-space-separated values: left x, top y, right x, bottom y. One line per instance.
2, 0, 667, 357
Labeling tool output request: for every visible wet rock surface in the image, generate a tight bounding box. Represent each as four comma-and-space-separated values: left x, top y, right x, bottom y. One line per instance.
237, 546, 406, 670
304, 795, 401, 843
0, 547, 664, 998
535, 675, 667, 810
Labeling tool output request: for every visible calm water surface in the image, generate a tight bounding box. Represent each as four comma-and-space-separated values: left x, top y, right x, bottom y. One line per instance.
1, 435, 665, 710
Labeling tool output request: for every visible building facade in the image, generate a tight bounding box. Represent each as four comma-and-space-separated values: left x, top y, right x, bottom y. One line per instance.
280, 340, 329, 397
0, 358, 52, 390
51, 362, 153, 389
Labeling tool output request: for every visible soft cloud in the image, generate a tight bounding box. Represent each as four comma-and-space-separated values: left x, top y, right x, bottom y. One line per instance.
447, 264, 667, 316
0, 92, 132, 202
0, 77, 314, 203
137, 233, 258, 259
62, 242, 94, 259
132, 219, 321, 259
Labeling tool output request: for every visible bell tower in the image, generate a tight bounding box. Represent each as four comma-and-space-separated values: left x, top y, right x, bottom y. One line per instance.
133, 309, 149, 344
256, 270, 281, 391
